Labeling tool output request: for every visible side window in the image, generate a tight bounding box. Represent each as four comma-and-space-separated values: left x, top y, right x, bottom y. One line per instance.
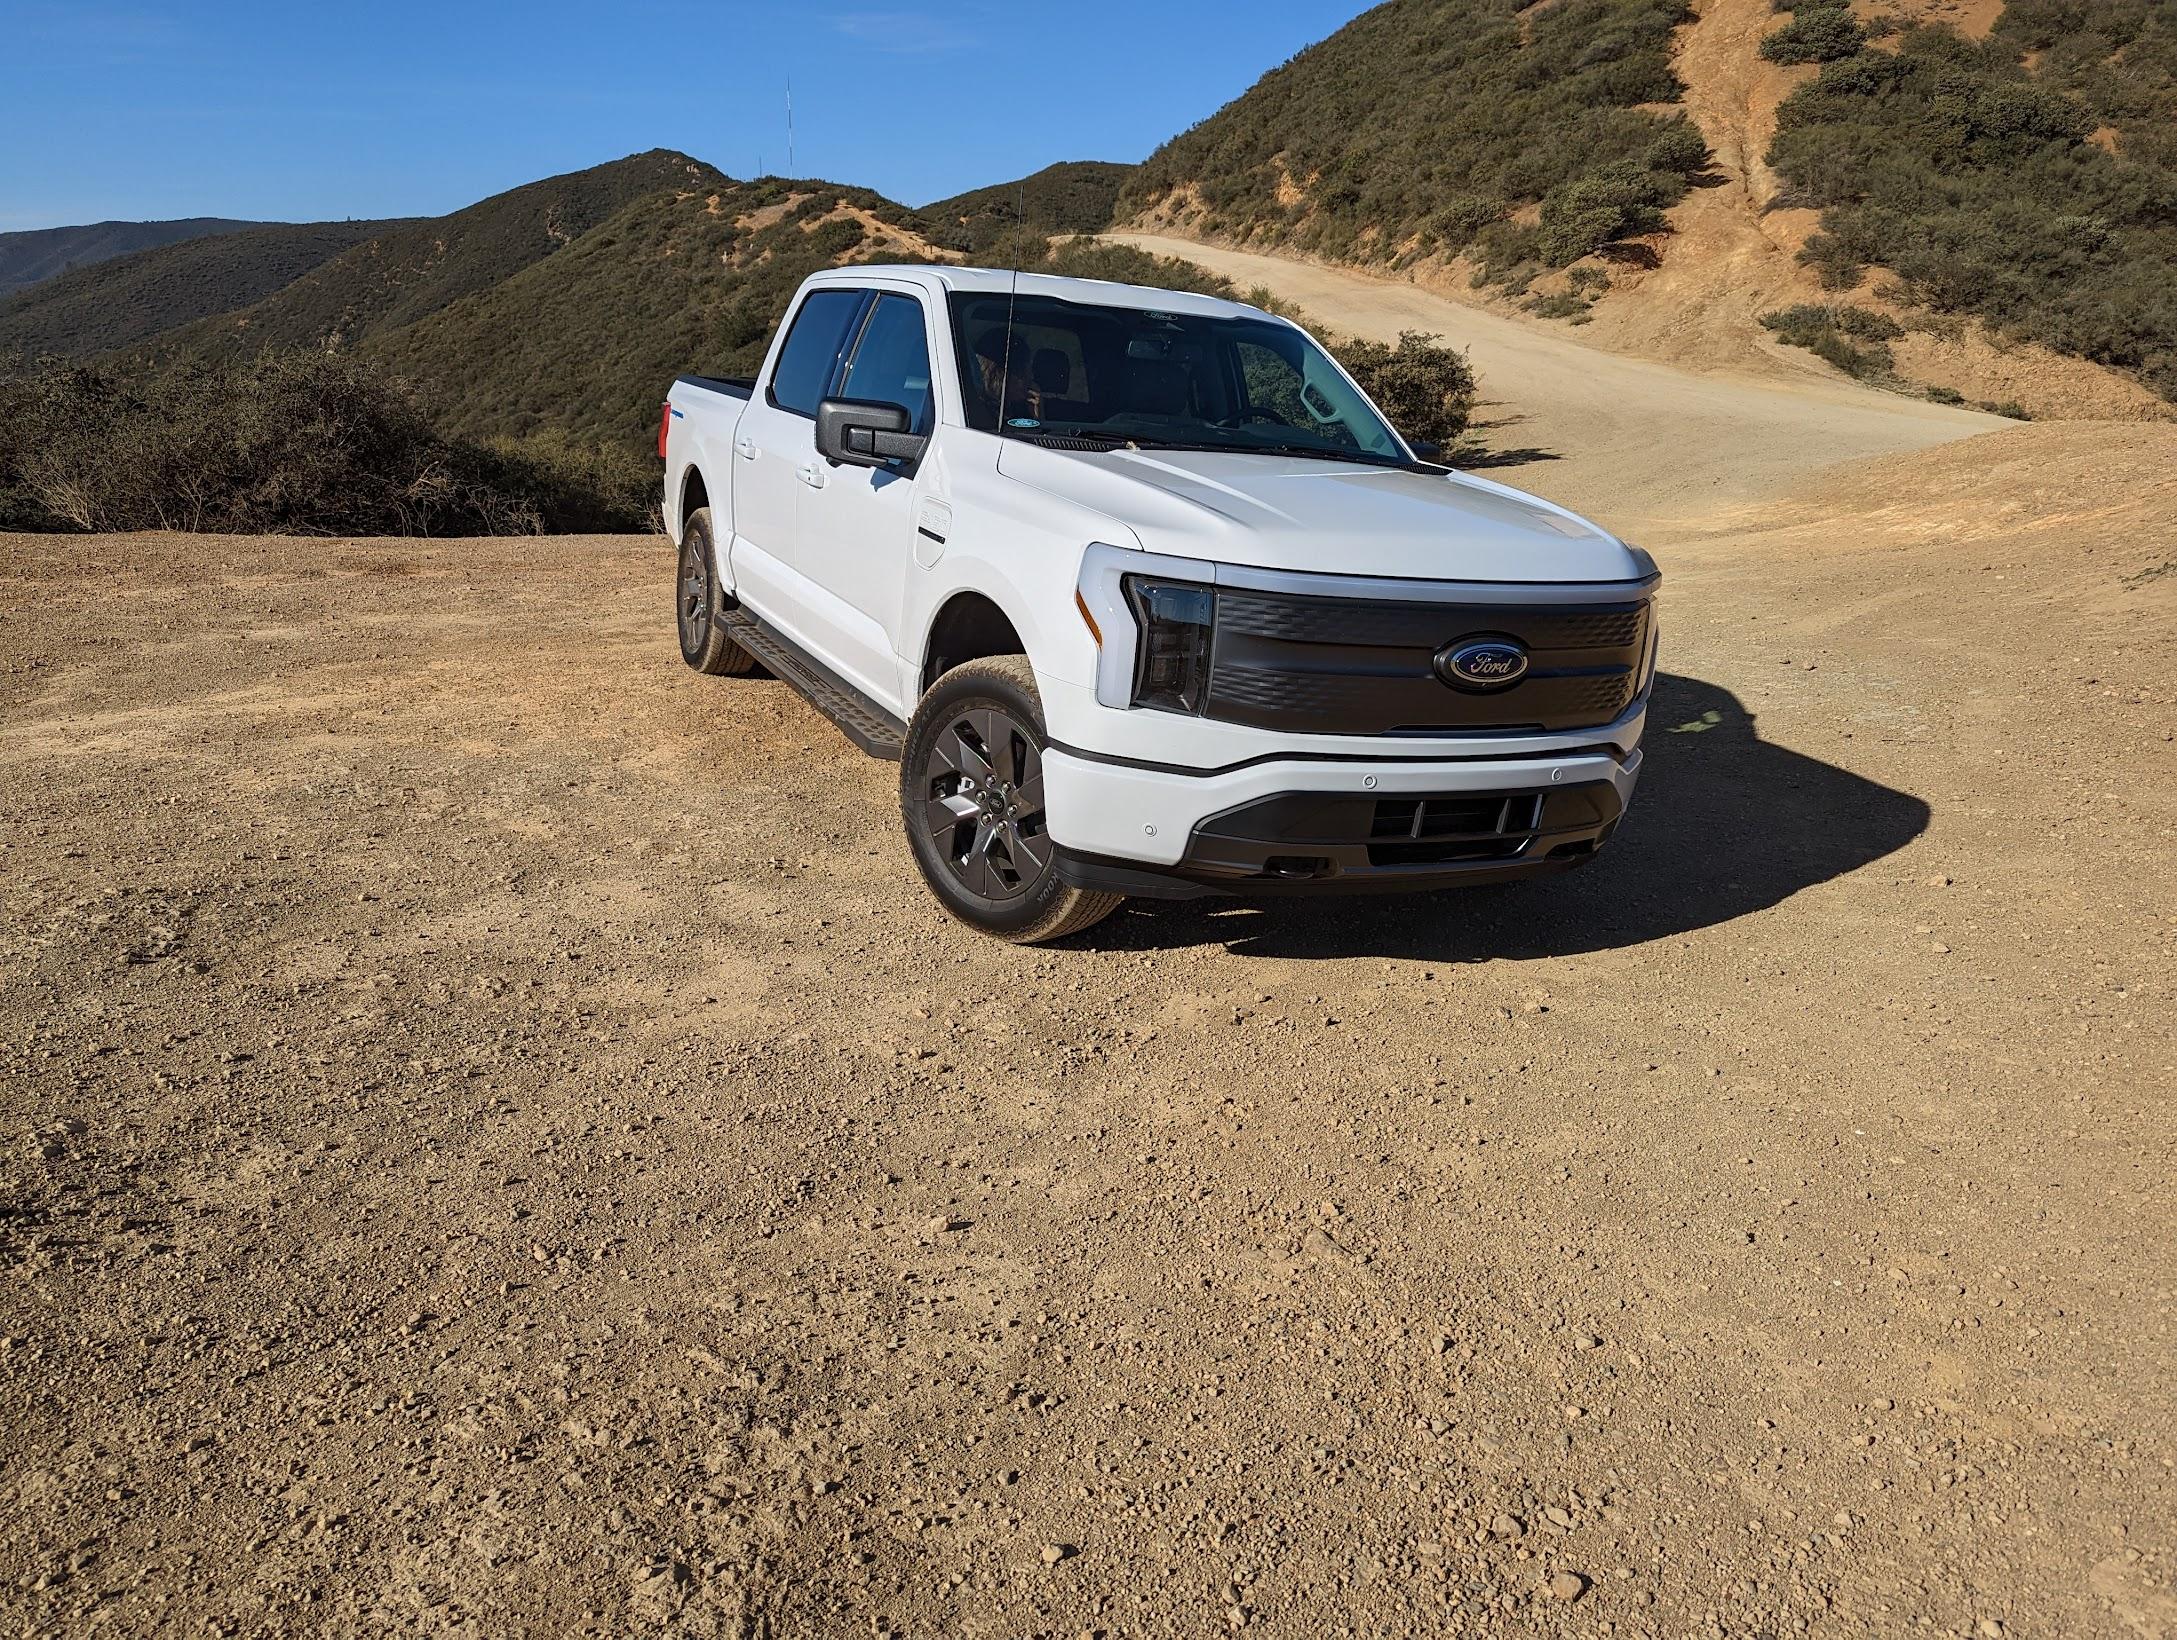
837, 294, 934, 432
769, 288, 867, 418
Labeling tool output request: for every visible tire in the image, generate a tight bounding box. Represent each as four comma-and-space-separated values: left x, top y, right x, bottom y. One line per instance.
676, 507, 757, 676
901, 656, 1123, 944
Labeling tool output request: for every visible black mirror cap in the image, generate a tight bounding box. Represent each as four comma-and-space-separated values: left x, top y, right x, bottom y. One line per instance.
1407, 438, 1443, 461
815, 397, 928, 468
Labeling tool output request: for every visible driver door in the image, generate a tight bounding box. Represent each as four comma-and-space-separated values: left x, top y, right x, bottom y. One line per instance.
727, 285, 867, 633
793, 290, 937, 714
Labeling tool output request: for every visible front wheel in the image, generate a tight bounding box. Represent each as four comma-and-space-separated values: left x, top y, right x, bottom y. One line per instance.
901, 656, 1122, 943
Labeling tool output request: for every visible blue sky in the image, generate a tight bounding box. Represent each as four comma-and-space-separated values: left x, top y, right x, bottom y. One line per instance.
0, 1, 1379, 230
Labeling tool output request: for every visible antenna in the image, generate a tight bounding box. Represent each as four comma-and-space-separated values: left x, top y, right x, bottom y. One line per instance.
786, 81, 795, 175
997, 180, 1025, 429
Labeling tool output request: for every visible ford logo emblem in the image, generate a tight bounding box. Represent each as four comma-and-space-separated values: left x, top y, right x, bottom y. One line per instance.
1436, 637, 1530, 691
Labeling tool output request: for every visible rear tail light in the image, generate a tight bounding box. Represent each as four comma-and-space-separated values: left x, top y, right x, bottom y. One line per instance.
657, 401, 673, 461
1125, 576, 1215, 714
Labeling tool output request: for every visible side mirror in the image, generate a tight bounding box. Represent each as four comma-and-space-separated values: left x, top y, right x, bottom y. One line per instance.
815, 398, 927, 468
1408, 439, 1443, 462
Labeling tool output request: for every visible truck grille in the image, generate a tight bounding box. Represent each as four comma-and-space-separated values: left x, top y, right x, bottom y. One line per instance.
1204, 587, 1652, 736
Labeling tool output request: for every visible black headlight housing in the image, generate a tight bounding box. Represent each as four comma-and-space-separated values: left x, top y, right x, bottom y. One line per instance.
1125, 576, 1215, 715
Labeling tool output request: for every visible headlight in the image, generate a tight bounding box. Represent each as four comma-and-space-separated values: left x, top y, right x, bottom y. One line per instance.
1125, 576, 1215, 714
1637, 609, 1660, 695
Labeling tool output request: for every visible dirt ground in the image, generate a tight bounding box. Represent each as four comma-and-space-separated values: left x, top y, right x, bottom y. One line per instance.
4, 277, 2177, 1635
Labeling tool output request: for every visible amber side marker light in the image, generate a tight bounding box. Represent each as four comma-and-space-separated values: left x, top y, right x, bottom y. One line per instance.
1074, 588, 1102, 646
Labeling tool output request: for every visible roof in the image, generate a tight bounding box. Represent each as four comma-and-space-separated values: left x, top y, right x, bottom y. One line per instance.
804, 262, 1278, 323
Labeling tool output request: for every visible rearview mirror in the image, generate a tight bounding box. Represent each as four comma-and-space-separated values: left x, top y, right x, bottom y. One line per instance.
815, 398, 927, 468
1408, 439, 1443, 461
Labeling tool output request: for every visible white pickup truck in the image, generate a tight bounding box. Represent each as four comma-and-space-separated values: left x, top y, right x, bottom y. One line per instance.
661, 266, 1657, 942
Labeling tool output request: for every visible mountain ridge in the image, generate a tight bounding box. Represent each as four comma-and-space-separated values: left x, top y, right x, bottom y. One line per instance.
0, 218, 272, 298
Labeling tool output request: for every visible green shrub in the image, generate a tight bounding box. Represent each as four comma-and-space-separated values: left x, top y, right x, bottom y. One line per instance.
1529, 291, 1592, 320
1538, 163, 1677, 264
0, 353, 651, 536
1762, 6, 1866, 64
1761, 304, 1901, 377
1429, 197, 1506, 252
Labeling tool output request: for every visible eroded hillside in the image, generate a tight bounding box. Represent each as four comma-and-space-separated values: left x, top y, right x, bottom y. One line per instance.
1120, 0, 2177, 421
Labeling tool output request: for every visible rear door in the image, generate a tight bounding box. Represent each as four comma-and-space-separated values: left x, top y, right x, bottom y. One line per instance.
791, 289, 939, 711
726, 285, 868, 630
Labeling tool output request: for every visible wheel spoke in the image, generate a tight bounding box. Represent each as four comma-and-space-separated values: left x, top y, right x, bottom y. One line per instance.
944, 721, 996, 784
1007, 821, 1054, 877
992, 716, 1025, 786
962, 819, 1000, 898
923, 792, 976, 844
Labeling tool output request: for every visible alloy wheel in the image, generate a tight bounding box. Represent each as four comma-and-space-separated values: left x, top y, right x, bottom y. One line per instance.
677, 537, 709, 654
919, 707, 1054, 900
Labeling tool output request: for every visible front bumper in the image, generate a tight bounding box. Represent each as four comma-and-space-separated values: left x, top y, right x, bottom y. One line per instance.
1042, 744, 1641, 899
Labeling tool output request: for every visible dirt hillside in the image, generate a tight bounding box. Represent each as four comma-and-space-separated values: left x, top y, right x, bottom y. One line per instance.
1118, 0, 2169, 423
1587, 0, 2163, 422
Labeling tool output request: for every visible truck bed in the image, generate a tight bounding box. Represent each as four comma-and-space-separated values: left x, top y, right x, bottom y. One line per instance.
676, 374, 755, 399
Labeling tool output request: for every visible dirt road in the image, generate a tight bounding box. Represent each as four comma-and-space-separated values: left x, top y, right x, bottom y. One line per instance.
4, 260, 2176, 1633
1111, 231, 2005, 532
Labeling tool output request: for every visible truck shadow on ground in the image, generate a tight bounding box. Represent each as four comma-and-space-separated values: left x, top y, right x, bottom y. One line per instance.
1079, 673, 1932, 961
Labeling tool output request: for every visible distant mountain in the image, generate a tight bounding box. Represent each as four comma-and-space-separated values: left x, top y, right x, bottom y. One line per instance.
0, 218, 269, 298
0, 221, 397, 364
0, 151, 717, 372
140, 150, 721, 365
922, 161, 1134, 253
362, 177, 956, 450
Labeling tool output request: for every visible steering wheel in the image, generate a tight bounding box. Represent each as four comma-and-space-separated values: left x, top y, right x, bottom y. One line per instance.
1215, 408, 1290, 429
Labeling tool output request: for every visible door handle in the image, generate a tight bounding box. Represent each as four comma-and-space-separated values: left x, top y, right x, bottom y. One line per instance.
795, 462, 827, 491
734, 436, 757, 460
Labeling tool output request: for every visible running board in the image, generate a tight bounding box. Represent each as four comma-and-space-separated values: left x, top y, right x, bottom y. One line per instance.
715, 608, 906, 761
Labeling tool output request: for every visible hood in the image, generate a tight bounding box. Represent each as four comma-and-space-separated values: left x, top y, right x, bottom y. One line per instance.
995, 441, 1641, 583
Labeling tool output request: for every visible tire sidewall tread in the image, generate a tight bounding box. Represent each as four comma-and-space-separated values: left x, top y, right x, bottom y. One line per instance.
901, 655, 1122, 944
677, 508, 758, 677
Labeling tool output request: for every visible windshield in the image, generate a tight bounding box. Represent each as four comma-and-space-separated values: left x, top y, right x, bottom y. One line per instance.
947, 291, 1409, 465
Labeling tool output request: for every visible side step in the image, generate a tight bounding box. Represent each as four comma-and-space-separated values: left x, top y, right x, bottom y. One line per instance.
715, 607, 906, 761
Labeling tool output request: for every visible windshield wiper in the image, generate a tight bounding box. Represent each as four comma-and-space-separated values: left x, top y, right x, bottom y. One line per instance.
1237, 442, 1417, 469
1007, 427, 1132, 449
1005, 430, 1431, 472
1115, 438, 1420, 470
